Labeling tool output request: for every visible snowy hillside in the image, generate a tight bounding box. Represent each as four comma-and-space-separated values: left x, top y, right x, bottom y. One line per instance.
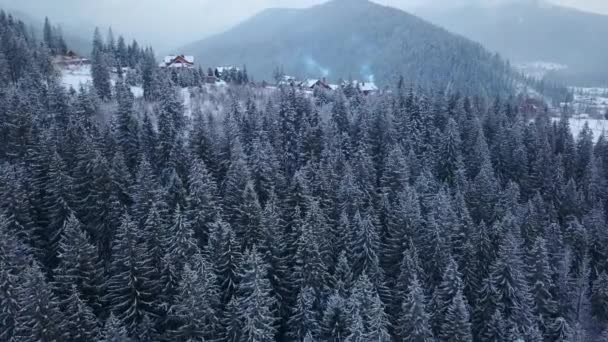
553, 117, 608, 141
60, 65, 144, 98
516, 61, 568, 80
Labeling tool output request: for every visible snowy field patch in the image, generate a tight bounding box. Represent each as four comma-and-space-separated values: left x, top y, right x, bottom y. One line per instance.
60, 65, 144, 98
552, 117, 608, 141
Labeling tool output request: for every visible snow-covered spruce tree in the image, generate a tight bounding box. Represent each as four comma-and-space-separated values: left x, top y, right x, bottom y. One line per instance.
430, 257, 466, 337
321, 290, 350, 342
100, 314, 132, 342
348, 273, 391, 341
439, 288, 472, 342
0, 259, 20, 341
527, 237, 558, 336
592, 271, 608, 322
209, 219, 243, 307
186, 158, 221, 249
165, 205, 199, 274
397, 274, 435, 342
61, 286, 100, 341
91, 28, 112, 100
166, 254, 220, 341
234, 247, 278, 342
15, 262, 63, 341
487, 233, 537, 339
114, 80, 140, 173
288, 285, 321, 341
105, 213, 157, 334
53, 214, 105, 315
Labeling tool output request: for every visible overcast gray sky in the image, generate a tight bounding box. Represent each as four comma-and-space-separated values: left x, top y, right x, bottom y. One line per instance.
1, 0, 607, 51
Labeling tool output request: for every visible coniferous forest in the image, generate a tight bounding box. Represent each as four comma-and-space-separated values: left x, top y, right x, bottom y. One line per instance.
2, 10, 608, 342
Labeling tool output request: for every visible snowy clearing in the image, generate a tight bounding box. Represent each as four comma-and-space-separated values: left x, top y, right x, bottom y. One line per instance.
552, 117, 608, 141
60, 65, 144, 98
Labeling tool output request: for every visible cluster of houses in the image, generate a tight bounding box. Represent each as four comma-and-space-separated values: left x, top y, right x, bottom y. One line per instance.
281, 75, 379, 95
160, 55, 381, 94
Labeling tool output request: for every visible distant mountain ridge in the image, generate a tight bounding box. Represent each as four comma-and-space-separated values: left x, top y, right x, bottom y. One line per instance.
181, 0, 517, 96
418, 0, 608, 86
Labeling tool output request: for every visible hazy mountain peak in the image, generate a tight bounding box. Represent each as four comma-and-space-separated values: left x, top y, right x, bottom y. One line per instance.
181, 0, 515, 95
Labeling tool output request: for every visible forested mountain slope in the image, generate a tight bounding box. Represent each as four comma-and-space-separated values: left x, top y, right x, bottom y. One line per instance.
182, 0, 515, 97
419, 0, 608, 86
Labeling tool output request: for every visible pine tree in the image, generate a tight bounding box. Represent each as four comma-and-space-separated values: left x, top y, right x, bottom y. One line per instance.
349, 274, 391, 341
105, 213, 157, 334
62, 286, 100, 341
528, 237, 558, 335
186, 158, 221, 249
488, 233, 536, 337
547, 317, 573, 342
288, 286, 321, 341
166, 205, 199, 273
53, 214, 104, 315
100, 314, 132, 342
430, 257, 465, 337
0, 260, 19, 341
209, 219, 243, 306
349, 211, 382, 282
439, 289, 472, 342
438, 118, 463, 186
236, 247, 277, 342
397, 274, 435, 342
235, 181, 263, 250
167, 255, 220, 341
91, 28, 112, 100
115, 80, 140, 172
15, 263, 63, 342
592, 271, 608, 322
321, 291, 349, 342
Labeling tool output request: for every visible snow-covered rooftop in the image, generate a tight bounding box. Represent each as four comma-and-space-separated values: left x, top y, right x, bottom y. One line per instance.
164, 55, 194, 64
358, 82, 378, 92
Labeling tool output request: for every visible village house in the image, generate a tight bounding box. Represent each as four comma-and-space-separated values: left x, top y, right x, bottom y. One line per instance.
341, 80, 379, 95
53, 50, 91, 67
300, 78, 331, 90
160, 55, 195, 68
357, 81, 379, 95
278, 75, 297, 86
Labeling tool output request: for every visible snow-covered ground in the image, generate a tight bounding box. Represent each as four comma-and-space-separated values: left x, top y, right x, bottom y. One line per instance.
516, 61, 568, 80
60, 65, 144, 98
552, 117, 608, 141
561, 87, 608, 117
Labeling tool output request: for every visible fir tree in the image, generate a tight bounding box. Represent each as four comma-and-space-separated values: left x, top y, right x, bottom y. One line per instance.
100, 314, 132, 342
105, 214, 157, 334
91, 28, 112, 100
53, 214, 104, 315
398, 274, 435, 342
167, 255, 220, 341
236, 247, 278, 342
15, 263, 63, 342
62, 286, 100, 341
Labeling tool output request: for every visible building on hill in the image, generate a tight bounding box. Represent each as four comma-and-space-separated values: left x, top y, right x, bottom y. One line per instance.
300, 78, 331, 90
341, 80, 379, 95
278, 75, 297, 86
160, 55, 195, 68
53, 50, 91, 68
357, 81, 379, 95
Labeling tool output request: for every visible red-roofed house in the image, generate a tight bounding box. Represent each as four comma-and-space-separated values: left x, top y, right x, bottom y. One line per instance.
160, 55, 195, 69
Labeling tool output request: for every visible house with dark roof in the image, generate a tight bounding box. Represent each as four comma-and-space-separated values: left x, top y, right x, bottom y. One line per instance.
160, 55, 195, 68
